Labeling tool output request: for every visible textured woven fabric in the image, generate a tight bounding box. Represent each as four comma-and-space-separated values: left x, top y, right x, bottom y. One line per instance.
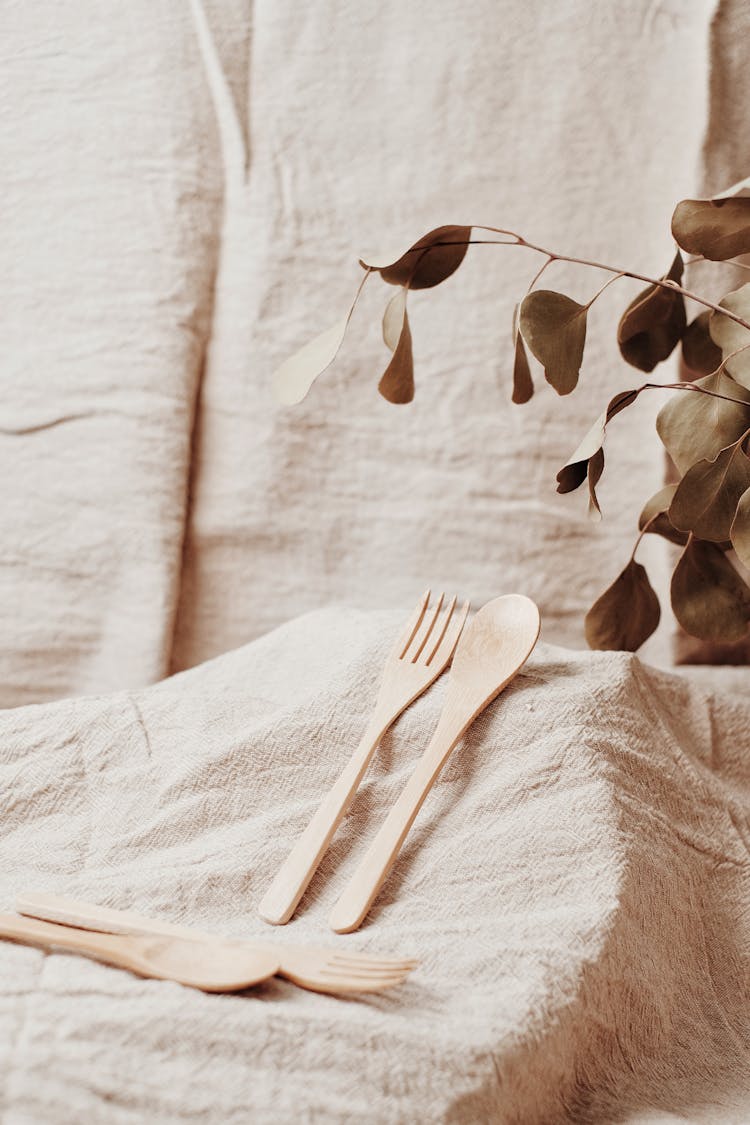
0, 1, 223, 705
1, 608, 748, 1123
170, 0, 716, 674
0, 2, 722, 707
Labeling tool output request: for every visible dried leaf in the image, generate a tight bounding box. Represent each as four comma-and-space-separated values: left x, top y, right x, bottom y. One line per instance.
519, 290, 588, 395
382, 288, 407, 351
584, 558, 660, 651
638, 484, 687, 546
511, 304, 533, 404
709, 282, 750, 388
272, 315, 351, 405
671, 538, 750, 641
557, 389, 641, 509
682, 311, 723, 376
655, 370, 750, 475
616, 253, 686, 372
362, 225, 472, 290
669, 436, 750, 541
730, 486, 750, 569
671, 197, 750, 261
378, 297, 414, 404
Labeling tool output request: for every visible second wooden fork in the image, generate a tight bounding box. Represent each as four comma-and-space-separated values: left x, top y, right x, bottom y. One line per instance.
258, 591, 469, 925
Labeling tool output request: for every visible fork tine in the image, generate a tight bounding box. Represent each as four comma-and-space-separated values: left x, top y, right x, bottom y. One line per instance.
408, 591, 445, 662
420, 594, 456, 666
318, 967, 413, 985
314, 974, 410, 993
322, 962, 412, 976
396, 589, 431, 659
327, 954, 418, 971
426, 598, 470, 666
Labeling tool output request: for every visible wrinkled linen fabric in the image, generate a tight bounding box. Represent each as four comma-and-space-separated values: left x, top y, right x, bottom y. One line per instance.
0, 1, 738, 705
0, 2, 223, 705
171, 0, 715, 674
1, 609, 748, 1124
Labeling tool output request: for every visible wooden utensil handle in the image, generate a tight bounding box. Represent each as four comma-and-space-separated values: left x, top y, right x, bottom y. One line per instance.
328, 749, 446, 934
258, 716, 386, 925
0, 912, 130, 966
16, 892, 187, 939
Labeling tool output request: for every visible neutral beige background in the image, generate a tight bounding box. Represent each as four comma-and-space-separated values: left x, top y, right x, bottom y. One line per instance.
0, 0, 735, 705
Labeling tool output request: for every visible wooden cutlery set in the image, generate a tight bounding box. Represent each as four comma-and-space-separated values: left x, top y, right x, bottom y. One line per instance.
3, 592, 540, 996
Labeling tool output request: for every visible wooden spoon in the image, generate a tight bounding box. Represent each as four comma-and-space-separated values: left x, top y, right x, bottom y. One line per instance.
329, 594, 540, 933
0, 914, 280, 992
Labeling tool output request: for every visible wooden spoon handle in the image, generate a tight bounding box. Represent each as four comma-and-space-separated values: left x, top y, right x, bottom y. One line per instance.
0, 913, 134, 969
329, 749, 448, 934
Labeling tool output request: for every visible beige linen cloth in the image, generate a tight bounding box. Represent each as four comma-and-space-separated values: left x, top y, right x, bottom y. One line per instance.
1, 609, 748, 1124
0, 0, 729, 707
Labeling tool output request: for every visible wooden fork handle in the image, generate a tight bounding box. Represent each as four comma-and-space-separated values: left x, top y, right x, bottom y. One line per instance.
0, 912, 133, 968
329, 746, 451, 934
258, 715, 388, 925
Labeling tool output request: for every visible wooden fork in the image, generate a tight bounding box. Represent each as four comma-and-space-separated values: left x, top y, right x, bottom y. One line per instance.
16, 893, 417, 995
258, 591, 470, 925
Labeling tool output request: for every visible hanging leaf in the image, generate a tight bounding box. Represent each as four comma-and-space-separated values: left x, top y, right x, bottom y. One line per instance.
638, 484, 688, 546
671, 538, 750, 641
669, 435, 750, 541
272, 315, 351, 405
617, 252, 687, 372
708, 282, 750, 389
378, 294, 414, 403
730, 486, 750, 570
519, 290, 588, 395
656, 370, 750, 475
361, 225, 472, 290
382, 288, 407, 351
671, 197, 750, 261
556, 388, 641, 514
511, 304, 533, 404
682, 311, 723, 376
584, 558, 661, 651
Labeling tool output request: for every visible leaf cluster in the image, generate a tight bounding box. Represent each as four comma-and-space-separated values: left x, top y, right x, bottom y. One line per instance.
273, 179, 750, 652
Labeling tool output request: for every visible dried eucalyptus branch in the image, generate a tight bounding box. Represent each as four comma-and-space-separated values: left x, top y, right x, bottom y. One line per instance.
273, 178, 750, 653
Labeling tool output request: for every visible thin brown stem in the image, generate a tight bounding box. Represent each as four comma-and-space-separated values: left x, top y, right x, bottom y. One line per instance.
586, 271, 626, 308
385, 227, 750, 333
525, 255, 556, 294
629, 513, 660, 564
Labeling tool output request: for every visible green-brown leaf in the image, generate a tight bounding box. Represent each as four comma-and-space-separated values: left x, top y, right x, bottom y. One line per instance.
557, 388, 641, 510
669, 436, 750, 541
671, 538, 750, 641
382, 288, 406, 351
363, 225, 472, 290
682, 311, 723, 376
511, 304, 533, 404
671, 197, 750, 260
655, 371, 750, 475
378, 298, 414, 403
617, 252, 686, 372
272, 315, 350, 405
730, 486, 750, 570
585, 558, 661, 651
709, 282, 750, 389
519, 290, 588, 395
638, 484, 688, 546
